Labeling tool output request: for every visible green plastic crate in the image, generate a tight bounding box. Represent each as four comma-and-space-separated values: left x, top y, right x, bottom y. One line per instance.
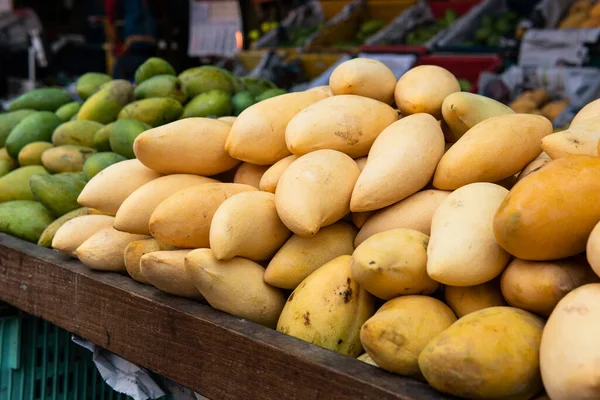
0, 309, 129, 400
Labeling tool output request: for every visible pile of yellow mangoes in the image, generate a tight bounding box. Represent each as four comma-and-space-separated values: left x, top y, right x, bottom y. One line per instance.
558, 0, 600, 28
508, 88, 569, 123
37, 57, 600, 400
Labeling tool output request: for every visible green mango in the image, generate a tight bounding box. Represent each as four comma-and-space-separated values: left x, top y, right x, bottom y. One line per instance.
18, 142, 54, 166
135, 57, 176, 84
52, 120, 104, 147
93, 123, 113, 152
78, 80, 134, 124
5, 112, 62, 158
41, 145, 96, 173
117, 98, 182, 127
108, 119, 150, 159
55, 102, 81, 122
255, 88, 287, 102
8, 88, 72, 112
38, 207, 88, 247
0, 166, 49, 202
0, 160, 10, 177
232, 91, 255, 116
30, 173, 86, 217
0, 109, 37, 147
83, 152, 127, 179
134, 75, 187, 103
0, 200, 55, 242
76, 72, 112, 100
240, 77, 278, 97
178, 66, 237, 98
57, 171, 88, 182
0, 148, 17, 170
181, 90, 232, 119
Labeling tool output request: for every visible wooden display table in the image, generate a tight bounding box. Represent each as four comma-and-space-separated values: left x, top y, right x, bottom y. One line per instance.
0, 233, 454, 400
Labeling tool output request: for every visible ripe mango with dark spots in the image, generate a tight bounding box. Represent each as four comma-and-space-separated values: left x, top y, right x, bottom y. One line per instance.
117, 98, 182, 127
78, 80, 134, 124
41, 145, 96, 173
52, 120, 104, 148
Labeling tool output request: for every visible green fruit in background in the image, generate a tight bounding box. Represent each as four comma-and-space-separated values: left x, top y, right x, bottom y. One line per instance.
232, 91, 255, 116
0, 160, 10, 177
240, 77, 277, 97
76, 72, 112, 100
78, 80, 134, 124
0, 200, 55, 243
487, 34, 501, 47
52, 120, 104, 148
135, 57, 176, 84
109, 119, 150, 159
93, 123, 113, 152
178, 66, 237, 98
5, 112, 62, 158
181, 90, 232, 118
134, 75, 187, 103
458, 79, 473, 92
55, 102, 81, 122
0, 166, 49, 202
118, 98, 182, 127
475, 27, 491, 43
30, 173, 86, 217
255, 88, 287, 102
18, 142, 54, 166
41, 145, 96, 173
0, 109, 36, 147
37, 207, 88, 247
83, 152, 127, 179
8, 88, 71, 112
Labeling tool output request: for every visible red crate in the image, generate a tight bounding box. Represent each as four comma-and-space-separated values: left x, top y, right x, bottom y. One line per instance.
414, 54, 503, 92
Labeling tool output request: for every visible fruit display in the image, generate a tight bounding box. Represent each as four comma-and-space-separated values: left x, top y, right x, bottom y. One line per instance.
508, 89, 570, 123
557, 0, 600, 28
461, 12, 520, 47
334, 19, 386, 48
4, 54, 600, 400
397, 9, 458, 46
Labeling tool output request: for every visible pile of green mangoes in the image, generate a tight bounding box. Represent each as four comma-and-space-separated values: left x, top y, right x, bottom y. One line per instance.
334, 19, 386, 48
403, 9, 457, 46
0, 57, 284, 245
461, 12, 520, 47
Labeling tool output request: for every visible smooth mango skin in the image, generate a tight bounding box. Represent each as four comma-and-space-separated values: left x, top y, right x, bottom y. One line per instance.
185, 249, 286, 328
540, 284, 600, 400
0, 200, 55, 243
51, 215, 115, 257
264, 221, 357, 289
75, 227, 149, 271
18, 142, 53, 166
76, 72, 112, 100
77, 80, 134, 124
542, 115, 600, 158
433, 114, 553, 190
501, 257, 598, 317
571, 98, 600, 126
232, 162, 270, 189
0, 166, 49, 202
419, 307, 545, 400
394, 65, 460, 120
37, 207, 88, 247
494, 155, 600, 261
329, 58, 396, 105
276, 255, 375, 357
355, 189, 450, 247
259, 155, 298, 193
124, 238, 178, 284
226, 91, 328, 165
285, 94, 398, 159
441, 92, 514, 142
587, 221, 600, 277
117, 97, 183, 127
351, 229, 438, 299
360, 296, 456, 377
350, 113, 444, 212
275, 149, 360, 237
444, 279, 506, 318
139, 250, 201, 299
52, 120, 104, 147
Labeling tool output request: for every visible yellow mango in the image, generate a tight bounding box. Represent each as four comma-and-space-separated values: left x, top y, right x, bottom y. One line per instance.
18, 142, 53, 166
140, 250, 201, 299
494, 155, 600, 260
264, 221, 357, 289
394, 65, 460, 119
433, 114, 552, 190
133, 118, 240, 176
361, 296, 456, 377
587, 221, 600, 277
285, 95, 398, 159
419, 307, 544, 400
501, 257, 597, 317
351, 229, 438, 299
329, 58, 397, 104
428, 183, 510, 286
444, 279, 506, 318
357, 353, 378, 367
542, 115, 600, 158
114, 174, 216, 235
540, 283, 600, 400
233, 162, 270, 189
124, 238, 178, 284
258, 155, 298, 193
75, 227, 148, 271
210, 191, 291, 261
226, 91, 328, 165
571, 98, 600, 125
185, 248, 286, 328
307, 85, 333, 96
149, 183, 256, 248
52, 215, 115, 257
275, 150, 360, 237
218, 116, 236, 125
350, 113, 444, 212
276, 256, 375, 357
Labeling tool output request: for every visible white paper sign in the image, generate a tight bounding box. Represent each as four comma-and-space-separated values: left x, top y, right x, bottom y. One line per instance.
188, 0, 242, 57
0, 0, 11, 12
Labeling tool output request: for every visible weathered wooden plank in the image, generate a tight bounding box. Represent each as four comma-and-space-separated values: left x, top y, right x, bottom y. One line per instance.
0, 233, 455, 400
